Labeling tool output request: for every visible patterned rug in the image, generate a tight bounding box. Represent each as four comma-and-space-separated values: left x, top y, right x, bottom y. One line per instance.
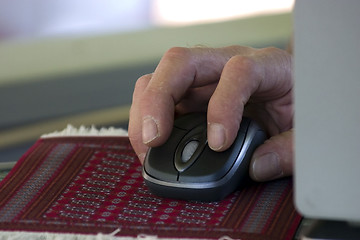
0, 136, 301, 240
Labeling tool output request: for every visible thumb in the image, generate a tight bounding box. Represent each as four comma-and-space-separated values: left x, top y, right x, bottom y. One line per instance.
249, 129, 294, 182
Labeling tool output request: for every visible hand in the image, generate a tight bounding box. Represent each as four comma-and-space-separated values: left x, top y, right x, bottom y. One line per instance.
129, 45, 294, 182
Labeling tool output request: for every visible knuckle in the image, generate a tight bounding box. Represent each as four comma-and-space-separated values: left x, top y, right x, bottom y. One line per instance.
227, 55, 258, 73
258, 47, 292, 66
163, 47, 192, 63
135, 74, 152, 89
258, 46, 280, 55
132, 74, 152, 103
136, 73, 151, 84
224, 55, 261, 84
223, 45, 253, 55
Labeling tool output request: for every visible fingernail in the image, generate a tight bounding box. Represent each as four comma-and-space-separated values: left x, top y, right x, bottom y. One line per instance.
208, 123, 226, 151
142, 116, 159, 144
251, 153, 283, 181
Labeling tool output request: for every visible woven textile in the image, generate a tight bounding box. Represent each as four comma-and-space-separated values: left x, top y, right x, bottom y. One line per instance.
0, 137, 301, 239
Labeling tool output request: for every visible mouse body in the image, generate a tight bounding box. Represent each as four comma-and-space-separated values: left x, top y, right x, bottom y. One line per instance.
142, 113, 267, 202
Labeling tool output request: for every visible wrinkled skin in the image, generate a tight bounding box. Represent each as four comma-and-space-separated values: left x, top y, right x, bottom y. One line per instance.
129, 46, 293, 182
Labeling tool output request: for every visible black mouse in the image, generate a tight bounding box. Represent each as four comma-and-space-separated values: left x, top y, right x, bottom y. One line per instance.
142, 113, 267, 202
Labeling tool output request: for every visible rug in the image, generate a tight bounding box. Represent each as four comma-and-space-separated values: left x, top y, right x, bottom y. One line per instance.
0, 132, 301, 239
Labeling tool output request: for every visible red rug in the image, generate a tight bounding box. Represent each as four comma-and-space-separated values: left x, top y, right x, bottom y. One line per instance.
0, 136, 301, 239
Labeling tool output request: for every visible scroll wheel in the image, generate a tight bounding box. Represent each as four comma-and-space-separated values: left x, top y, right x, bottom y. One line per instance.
181, 140, 199, 163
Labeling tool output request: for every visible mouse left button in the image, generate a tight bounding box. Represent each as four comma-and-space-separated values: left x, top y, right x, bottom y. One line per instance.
143, 128, 186, 182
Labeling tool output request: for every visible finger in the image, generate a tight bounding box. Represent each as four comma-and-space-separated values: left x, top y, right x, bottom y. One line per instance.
139, 46, 248, 148
128, 74, 152, 163
207, 47, 292, 151
249, 129, 294, 182
207, 55, 260, 151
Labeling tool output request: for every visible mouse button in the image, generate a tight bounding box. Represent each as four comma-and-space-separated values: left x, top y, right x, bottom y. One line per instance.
174, 113, 206, 130
177, 147, 233, 183
144, 148, 178, 182
178, 132, 246, 183
144, 128, 187, 182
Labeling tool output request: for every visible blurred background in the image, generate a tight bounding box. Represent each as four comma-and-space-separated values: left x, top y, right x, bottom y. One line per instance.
0, 0, 294, 163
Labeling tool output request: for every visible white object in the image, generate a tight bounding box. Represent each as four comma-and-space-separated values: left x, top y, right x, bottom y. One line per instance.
294, 0, 360, 222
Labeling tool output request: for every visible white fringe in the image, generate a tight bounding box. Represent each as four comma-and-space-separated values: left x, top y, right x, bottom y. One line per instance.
41, 125, 128, 138
0, 231, 228, 240
0, 231, 159, 240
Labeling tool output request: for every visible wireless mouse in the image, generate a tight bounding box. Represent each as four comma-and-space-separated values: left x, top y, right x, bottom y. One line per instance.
142, 113, 267, 202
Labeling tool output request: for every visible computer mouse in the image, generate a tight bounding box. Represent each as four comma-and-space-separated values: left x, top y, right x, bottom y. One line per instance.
142, 113, 267, 202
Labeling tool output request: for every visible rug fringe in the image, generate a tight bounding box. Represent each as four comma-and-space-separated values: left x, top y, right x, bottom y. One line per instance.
0, 231, 223, 240
41, 124, 128, 138
0, 231, 155, 240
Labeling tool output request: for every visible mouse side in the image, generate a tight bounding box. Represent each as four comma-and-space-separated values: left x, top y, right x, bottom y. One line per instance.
142, 113, 267, 202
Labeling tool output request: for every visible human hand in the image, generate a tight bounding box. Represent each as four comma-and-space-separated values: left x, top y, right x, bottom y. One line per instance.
128, 46, 293, 182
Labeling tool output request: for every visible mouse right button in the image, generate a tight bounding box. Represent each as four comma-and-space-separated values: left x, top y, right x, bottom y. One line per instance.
178, 132, 246, 183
